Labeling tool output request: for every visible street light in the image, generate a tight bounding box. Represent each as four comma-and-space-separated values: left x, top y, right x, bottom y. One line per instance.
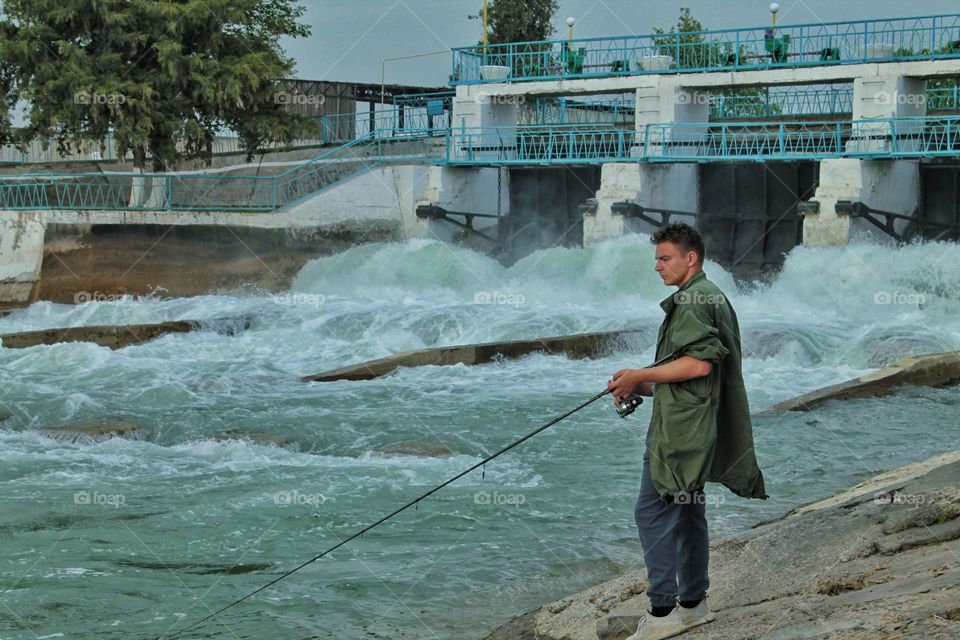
567, 16, 576, 50
769, 3, 779, 30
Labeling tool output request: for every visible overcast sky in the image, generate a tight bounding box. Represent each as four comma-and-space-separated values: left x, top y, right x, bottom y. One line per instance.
286, 0, 959, 88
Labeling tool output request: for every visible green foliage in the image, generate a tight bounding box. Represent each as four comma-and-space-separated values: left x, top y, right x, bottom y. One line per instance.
0, 0, 316, 169
469, 0, 558, 45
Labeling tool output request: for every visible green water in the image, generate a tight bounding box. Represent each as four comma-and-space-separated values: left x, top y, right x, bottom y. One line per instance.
1, 236, 958, 639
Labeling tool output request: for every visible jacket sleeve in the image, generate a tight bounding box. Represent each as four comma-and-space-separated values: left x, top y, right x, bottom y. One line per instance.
671, 304, 729, 363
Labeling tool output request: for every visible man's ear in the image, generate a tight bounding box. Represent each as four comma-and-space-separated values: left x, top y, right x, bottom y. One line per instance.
687, 251, 698, 267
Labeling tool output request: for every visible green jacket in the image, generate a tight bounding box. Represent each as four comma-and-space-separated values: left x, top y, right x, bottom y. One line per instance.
647, 271, 767, 500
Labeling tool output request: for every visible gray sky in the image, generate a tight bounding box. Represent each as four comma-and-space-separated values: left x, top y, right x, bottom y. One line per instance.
286, 0, 959, 87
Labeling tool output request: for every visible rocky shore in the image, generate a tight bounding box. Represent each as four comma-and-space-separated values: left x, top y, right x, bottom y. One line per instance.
484, 451, 960, 640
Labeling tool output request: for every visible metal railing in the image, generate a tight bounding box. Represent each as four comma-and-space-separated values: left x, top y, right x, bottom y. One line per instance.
642, 116, 960, 160
446, 124, 636, 164
0, 132, 331, 165
523, 97, 635, 126
315, 106, 450, 144
0, 131, 446, 211
451, 13, 960, 84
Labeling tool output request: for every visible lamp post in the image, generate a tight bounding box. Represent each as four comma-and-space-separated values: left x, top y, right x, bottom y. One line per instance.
769, 3, 779, 32
567, 16, 575, 51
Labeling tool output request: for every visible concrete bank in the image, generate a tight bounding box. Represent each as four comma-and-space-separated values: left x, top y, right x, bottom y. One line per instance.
0, 316, 251, 349
483, 450, 960, 640
770, 351, 960, 411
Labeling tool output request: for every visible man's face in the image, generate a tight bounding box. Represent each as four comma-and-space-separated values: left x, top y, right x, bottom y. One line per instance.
655, 241, 697, 287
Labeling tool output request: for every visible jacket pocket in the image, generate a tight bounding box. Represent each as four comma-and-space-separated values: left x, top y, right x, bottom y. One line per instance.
651, 386, 718, 492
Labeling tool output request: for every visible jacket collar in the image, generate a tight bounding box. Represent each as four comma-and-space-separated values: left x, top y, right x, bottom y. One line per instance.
659, 270, 707, 314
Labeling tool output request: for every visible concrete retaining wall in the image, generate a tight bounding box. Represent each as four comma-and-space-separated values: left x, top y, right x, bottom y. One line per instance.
0, 211, 46, 306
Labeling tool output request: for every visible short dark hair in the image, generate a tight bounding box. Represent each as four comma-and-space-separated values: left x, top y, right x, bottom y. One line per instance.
651, 222, 705, 264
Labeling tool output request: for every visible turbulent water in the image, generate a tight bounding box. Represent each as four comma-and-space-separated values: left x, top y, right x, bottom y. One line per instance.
1, 235, 959, 639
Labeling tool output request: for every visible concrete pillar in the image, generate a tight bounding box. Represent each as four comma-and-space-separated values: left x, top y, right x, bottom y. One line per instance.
413, 165, 508, 241
635, 77, 709, 158
582, 162, 700, 246
803, 158, 919, 246
849, 76, 927, 154
583, 163, 640, 245
450, 85, 519, 163
0, 211, 46, 306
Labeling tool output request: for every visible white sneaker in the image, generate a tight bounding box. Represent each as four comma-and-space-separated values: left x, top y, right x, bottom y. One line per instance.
677, 598, 715, 627
625, 608, 687, 640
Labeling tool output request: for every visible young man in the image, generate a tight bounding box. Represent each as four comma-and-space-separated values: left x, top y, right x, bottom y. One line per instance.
605, 223, 767, 640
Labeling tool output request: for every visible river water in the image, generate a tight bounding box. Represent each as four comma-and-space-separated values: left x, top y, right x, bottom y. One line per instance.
1, 235, 958, 639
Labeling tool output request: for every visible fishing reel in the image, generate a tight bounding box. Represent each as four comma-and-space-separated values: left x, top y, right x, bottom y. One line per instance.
615, 394, 644, 418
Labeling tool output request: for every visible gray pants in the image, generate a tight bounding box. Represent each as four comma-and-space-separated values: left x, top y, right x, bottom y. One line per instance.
634, 448, 710, 608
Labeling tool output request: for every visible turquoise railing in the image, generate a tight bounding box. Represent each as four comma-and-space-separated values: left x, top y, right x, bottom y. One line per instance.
446, 124, 636, 164
451, 13, 960, 84
444, 116, 960, 164
0, 131, 445, 211
314, 106, 450, 144
643, 116, 960, 160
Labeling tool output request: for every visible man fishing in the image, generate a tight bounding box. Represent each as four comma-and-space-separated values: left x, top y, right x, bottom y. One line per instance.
606, 222, 767, 640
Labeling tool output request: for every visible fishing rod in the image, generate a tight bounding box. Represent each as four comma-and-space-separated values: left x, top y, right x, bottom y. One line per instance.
165, 351, 677, 638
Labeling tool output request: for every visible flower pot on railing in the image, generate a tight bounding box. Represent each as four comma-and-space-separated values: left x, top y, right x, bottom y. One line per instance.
639, 54, 673, 71
480, 65, 511, 80
764, 31, 790, 63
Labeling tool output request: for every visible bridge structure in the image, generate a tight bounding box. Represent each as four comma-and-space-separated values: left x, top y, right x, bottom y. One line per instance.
3, 12, 960, 302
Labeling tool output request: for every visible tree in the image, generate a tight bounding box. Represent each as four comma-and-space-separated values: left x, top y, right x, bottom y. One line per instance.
0, 0, 317, 171
469, 0, 559, 45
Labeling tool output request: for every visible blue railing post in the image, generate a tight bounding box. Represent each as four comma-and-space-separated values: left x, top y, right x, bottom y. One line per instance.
930, 16, 936, 56
166, 174, 173, 210
778, 123, 785, 156
675, 32, 681, 68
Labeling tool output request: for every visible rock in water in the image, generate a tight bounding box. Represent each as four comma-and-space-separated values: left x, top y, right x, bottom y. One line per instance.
372, 442, 456, 458
37, 420, 146, 444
